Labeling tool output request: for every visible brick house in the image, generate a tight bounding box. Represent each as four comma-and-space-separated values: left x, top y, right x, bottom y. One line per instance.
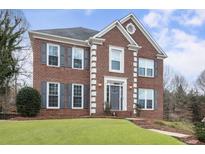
29, 13, 167, 118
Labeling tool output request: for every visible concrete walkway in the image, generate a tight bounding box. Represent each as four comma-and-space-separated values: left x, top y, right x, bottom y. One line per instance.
148, 129, 191, 138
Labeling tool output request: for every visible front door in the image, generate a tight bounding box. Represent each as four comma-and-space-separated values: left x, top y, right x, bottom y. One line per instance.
107, 83, 123, 111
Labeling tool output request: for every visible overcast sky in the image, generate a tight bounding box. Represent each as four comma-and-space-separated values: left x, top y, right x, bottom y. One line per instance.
23, 9, 205, 84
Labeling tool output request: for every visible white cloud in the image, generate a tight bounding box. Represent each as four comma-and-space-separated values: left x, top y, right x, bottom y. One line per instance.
143, 10, 205, 83
84, 9, 94, 16
175, 10, 205, 26
143, 10, 174, 28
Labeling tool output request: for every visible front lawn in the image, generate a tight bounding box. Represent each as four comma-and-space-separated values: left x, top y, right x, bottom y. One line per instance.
0, 118, 183, 144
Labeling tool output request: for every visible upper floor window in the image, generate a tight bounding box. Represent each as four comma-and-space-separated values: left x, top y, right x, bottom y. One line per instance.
109, 46, 124, 73
47, 44, 60, 67
47, 82, 60, 109
72, 47, 84, 69
139, 58, 154, 77
72, 84, 84, 109
138, 88, 154, 110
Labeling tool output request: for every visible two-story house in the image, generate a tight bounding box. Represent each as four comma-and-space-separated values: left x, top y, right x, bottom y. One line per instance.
29, 13, 167, 118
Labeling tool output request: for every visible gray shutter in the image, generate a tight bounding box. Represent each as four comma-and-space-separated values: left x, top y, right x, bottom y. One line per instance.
66, 47, 72, 68
154, 60, 158, 77
67, 83, 72, 108
40, 81, 47, 108
60, 46, 65, 67
84, 84, 90, 109
84, 49, 90, 70
41, 43, 47, 64
154, 90, 158, 110
60, 83, 65, 108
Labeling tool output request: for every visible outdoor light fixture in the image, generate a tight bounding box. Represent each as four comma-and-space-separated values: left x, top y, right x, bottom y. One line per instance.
98, 83, 102, 87
129, 85, 133, 89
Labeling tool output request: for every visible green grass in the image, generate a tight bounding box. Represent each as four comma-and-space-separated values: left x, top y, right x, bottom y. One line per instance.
0, 118, 183, 144
154, 120, 194, 134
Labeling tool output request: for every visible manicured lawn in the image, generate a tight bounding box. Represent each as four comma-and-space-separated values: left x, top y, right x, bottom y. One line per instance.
0, 118, 183, 144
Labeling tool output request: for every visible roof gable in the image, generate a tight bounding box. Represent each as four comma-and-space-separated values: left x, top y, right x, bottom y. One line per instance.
93, 20, 140, 48
120, 14, 167, 58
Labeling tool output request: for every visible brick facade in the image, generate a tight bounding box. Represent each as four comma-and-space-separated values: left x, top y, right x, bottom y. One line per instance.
30, 14, 166, 119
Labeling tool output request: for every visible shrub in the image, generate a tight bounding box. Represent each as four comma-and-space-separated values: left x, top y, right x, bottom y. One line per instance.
16, 87, 41, 117
135, 103, 142, 117
194, 122, 205, 142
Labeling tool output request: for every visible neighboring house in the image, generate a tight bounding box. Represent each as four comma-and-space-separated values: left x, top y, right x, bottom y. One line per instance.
29, 13, 167, 118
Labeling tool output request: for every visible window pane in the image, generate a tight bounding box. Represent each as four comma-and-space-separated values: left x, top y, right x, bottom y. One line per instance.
147, 68, 153, 77
73, 97, 82, 107
74, 59, 82, 68
139, 89, 145, 99
147, 89, 153, 100
111, 49, 121, 61
112, 60, 120, 70
139, 59, 146, 68
49, 84, 58, 95
48, 83, 58, 108
147, 100, 153, 109
139, 68, 145, 76
49, 45, 58, 56
138, 99, 145, 109
73, 85, 82, 108
147, 59, 154, 69
49, 56, 58, 66
49, 96, 58, 107
73, 48, 83, 68
74, 49, 83, 60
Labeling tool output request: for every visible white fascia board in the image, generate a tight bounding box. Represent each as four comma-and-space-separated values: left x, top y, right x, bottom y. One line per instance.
120, 13, 167, 58
93, 20, 140, 47
29, 31, 89, 47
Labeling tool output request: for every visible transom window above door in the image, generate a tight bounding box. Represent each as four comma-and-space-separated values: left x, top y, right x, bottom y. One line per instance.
72, 47, 84, 69
139, 58, 154, 77
109, 46, 124, 73
47, 44, 60, 67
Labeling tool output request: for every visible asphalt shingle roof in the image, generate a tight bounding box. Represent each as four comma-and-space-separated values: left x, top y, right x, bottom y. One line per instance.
34, 27, 99, 41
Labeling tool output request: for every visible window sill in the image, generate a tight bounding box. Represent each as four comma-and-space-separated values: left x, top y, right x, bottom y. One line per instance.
72, 67, 84, 70
46, 107, 60, 109
47, 64, 60, 68
140, 108, 154, 111
109, 70, 124, 74
72, 107, 84, 109
138, 75, 154, 78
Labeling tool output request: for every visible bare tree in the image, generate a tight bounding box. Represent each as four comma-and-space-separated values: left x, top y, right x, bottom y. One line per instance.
196, 69, 205, 95
163, 65, 175, 90
170, 74, 188, 92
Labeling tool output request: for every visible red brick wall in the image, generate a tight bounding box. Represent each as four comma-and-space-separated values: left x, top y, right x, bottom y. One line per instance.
95, 27, 134, 116
32, 38, 90, 116
122, 19, 164, 119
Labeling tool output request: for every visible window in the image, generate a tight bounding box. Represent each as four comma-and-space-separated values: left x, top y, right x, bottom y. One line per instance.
139, 58, 154, 77
47, 44, 60, 67
109, 46, 124, 73
47, 82, 60, 109
72, 47, 84, 69
126, 23, 136, 34
72, 84, 83, 109
138, 88, 154, 110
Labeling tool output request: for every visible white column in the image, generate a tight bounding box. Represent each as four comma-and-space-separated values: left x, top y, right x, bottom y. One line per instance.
90, 44, 97, 115
133, 50, 138, 114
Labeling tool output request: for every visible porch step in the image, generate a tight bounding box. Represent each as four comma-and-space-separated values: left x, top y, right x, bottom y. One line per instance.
126, 118, 153, 129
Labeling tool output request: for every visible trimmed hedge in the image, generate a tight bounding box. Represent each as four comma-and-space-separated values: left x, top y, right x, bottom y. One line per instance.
16, 87, 41, 117
195, 122, 205, 142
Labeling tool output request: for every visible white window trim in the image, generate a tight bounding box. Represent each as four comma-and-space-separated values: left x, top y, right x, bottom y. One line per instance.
46, 82, 60, 109
126, 23, 136, 35
72, 83, 84, 109
138, 88, 154, 110
138, 58, 154, 78
72, 47, 84, 70
46, 43, 60, 67
109, 46, 124, 73
104, 76, 127, 111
